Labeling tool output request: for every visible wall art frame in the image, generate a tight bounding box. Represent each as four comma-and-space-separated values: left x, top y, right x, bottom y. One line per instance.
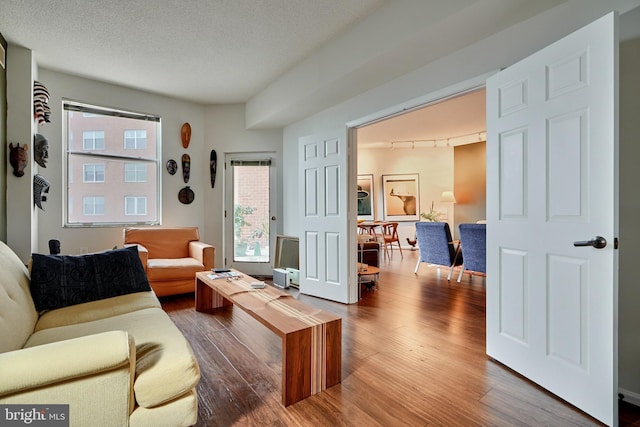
382, 173, 420, 221
357, 174, 374, 220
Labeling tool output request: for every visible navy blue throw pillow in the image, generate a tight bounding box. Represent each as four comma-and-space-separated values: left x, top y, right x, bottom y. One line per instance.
30, 245, 151, 311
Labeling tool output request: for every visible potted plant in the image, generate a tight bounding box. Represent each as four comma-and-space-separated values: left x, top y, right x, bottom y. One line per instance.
420, 201, 443, 222
234, 205, 256, 257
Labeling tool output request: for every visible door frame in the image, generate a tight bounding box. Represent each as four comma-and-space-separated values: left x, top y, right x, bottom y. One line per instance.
346, 73, 495, 298
223, 151, 279, 276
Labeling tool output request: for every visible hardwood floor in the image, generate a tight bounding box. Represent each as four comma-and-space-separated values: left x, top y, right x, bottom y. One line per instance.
161, 249, 640, 426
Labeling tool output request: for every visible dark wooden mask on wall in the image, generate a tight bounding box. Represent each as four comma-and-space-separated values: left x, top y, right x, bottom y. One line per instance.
9, 143, 29, 177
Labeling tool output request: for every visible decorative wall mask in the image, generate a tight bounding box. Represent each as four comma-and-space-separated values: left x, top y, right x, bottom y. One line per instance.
33, 174, 50, 210
33, 81, 51, 124
181, 122, 191, 148
34, 134, 49, 168
182, 153, 191, 183
178, 186, 194, 204
9, 143, 29, 177
166, 159, 177, 175
210, 149, 217, 188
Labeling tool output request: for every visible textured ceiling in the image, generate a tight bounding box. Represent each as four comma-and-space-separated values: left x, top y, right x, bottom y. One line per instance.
0, 0, 385, 104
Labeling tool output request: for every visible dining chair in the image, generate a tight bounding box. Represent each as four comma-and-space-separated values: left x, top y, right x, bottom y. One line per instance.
414, 222, 462, 280
457, 223, 486, 282
382, 222, 403, 259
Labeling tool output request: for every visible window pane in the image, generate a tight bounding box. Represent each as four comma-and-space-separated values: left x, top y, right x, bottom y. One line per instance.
83, 164, 105, 183
233, 165, 270, 263
125, 196, 147, 215
124, 163, 147, 182
65, 102, 160, 226
125, 129, 147, 149
83, 130, 105, 150
83, 196, 104, 215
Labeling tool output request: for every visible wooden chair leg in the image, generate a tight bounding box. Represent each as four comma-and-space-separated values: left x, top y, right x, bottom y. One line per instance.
396, 241, 403, 259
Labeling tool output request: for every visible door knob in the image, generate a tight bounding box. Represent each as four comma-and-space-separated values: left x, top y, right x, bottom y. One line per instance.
573, 236, 607, 249
271, 216, 277, 221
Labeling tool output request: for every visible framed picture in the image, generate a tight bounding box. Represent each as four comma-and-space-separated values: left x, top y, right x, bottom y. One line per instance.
382, 173, 420, 221
357, 174, 374, 220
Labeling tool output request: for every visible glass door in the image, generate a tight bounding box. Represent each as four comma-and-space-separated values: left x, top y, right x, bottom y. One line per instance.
225, 154, 276, 276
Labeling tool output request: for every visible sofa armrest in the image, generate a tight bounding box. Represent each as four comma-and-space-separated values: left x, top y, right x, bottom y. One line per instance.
189, 241, 215, 271
0, 331, 134, 398
125, 243, 149, 272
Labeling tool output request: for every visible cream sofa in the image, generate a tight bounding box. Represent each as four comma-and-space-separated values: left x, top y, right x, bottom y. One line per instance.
0, 241, 200, 426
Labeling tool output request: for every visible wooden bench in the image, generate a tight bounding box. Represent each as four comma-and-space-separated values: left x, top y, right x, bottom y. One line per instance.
195, 270, 342, 406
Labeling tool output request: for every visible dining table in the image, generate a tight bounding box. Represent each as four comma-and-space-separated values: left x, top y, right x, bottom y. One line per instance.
357, 221, 393, 250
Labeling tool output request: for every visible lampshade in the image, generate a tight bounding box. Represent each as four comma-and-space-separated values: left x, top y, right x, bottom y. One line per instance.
440, 191, 457, 203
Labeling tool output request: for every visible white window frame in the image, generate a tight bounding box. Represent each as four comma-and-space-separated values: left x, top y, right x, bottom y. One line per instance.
83, 163, 105, 183
83, 196, 105, 216
83, 130, 105, 150
124, 129, 147, 149
125, 196, 147, 215
124, 163, 147, 182
64, 101, 161, 227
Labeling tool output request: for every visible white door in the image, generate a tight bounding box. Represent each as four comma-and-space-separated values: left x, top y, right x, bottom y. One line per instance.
486, 12, 618, 425
298, 129, 352, 303
224, 153, 277, 277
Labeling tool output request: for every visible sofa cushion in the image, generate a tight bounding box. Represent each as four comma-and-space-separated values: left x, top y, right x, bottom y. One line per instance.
146, 258, 204, 281
30, 246, 151, 312
25, 307, 200, 408
35, 291, 161, 332
0, 242, 39, 353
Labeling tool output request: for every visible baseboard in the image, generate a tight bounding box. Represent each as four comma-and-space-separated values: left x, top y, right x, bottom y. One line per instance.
620, 387, 640, 407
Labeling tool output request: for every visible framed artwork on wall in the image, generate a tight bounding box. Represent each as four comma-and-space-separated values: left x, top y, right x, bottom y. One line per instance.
357, 174, 374, 220
382, 173, 420, 221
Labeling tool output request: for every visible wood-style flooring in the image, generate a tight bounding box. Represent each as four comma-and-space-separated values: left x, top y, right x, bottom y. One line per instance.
161, 249, 640, 426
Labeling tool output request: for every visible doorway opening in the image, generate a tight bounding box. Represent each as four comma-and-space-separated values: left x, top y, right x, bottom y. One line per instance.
224, 153, 277, 277
355, 88, 487, 253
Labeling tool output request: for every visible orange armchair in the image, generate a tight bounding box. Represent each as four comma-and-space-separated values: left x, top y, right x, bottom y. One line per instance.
123, 227, 214, 296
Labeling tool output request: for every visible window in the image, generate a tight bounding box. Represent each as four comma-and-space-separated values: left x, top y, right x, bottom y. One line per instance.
83, 196, 104, 215
124, 163, 147, 182
125, 196, 147, 215
125, 130, 147, 149
83, 164, 105, 183
83, 131, 105, 150
64, 101, 161, 227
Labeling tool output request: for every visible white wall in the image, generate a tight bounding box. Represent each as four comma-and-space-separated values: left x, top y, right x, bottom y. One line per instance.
6, 45, 36, 261
357, 145, 454, 245
202, 104, 282, 267
0, 37, 7, 242
33, 71, 283, 263
282, 2, 638, 235
35, 69, 207, 255
619, 36, 640, 405
281, 0, 640, 405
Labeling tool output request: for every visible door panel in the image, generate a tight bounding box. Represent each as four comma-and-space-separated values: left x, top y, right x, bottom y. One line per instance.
487, 12, 618, 425
299, 130, 350, 303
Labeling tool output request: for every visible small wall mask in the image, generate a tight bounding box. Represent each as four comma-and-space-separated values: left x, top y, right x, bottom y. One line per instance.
34, 174, 50, 211
34, 134, 49, 168
181, 122, 191, 148
9, 143, 29, 177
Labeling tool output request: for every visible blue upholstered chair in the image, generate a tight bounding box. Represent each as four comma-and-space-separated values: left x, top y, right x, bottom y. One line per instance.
414, 222, 462, 280
457, 223, 486, 282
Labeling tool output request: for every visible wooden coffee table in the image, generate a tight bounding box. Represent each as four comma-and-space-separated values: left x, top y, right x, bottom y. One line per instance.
195, 270, 342, 406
